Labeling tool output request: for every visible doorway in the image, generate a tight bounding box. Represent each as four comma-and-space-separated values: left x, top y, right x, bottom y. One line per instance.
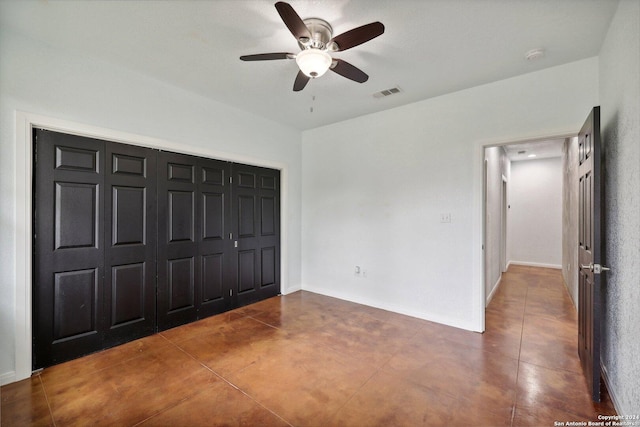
483, 138, 566, 306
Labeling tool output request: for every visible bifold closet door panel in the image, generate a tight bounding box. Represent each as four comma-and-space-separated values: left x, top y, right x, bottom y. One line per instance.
33, 130, 106, 369
103, 142, 157, 347
231, 164, 280, 308
197, 158, 232, 318
157, 152, 231, 330
157, 151, 200, 330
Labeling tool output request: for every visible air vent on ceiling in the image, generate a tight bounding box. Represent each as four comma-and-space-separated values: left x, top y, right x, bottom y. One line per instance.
373, 86, 402, 98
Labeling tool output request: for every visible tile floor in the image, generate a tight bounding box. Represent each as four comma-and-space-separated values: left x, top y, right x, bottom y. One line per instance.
1, 266, 616, 426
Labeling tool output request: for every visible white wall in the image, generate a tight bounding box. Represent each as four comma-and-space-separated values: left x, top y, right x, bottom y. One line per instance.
508, 157, 563, 268
0, 29, 302, 384
599, 0, 640, 415
301, 58, 599, 332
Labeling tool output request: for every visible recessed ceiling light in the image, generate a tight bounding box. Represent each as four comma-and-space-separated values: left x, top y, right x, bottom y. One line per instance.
528, 154, 537, 158
525, 48, 545, 61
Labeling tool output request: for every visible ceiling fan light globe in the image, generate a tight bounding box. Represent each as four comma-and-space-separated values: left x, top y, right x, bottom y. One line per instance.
296, 49, 332, 78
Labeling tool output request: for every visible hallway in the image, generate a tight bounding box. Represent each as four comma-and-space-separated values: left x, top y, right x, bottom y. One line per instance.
1, 266, 615, 426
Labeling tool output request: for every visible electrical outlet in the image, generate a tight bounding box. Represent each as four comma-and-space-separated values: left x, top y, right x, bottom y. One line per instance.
440, 213, 451, 223
355, 265, 361, 276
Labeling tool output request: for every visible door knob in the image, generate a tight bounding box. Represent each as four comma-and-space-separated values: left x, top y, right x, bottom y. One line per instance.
580, 263, 610, 274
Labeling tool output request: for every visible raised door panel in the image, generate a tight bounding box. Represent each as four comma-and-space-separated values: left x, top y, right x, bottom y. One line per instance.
168, 257, 195, 312
238, 250, 256, 294
53, 269, 99, 342
203, 193, 224, 240
112, 186, 146, 246
261, 247, 277, 287
110, 263, 145, 327
238, 195, 256, 238
202, 253, 224, 302
169, 191, 195, 242
54, 183, 99, 250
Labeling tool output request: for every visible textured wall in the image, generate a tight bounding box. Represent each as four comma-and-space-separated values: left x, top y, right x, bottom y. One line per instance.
562, 137, 579, 308
599, 0, 640, 415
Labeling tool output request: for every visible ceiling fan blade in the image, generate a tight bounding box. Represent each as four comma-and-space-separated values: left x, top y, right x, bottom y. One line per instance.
293, 70, 310, 91
275, 2, 311, 41
330, 22, 385, 52
240, 53, 292, 61
330, 59, 369, 83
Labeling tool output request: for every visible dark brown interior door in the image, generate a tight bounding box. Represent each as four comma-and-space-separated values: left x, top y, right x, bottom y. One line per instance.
578, 106, 603, 402
231, 164, 280, 307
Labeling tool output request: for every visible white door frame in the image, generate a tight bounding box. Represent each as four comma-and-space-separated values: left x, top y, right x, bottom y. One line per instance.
501, 176, 508, 273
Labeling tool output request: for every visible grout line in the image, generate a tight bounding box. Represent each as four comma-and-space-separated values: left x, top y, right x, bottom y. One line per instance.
171, 332, 295, 427
36, 374, 57, 427
510, 278, 529, 427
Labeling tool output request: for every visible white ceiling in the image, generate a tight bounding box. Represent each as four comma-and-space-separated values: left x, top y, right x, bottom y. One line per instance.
503, 138, 565, 161
0, 0, 619, 131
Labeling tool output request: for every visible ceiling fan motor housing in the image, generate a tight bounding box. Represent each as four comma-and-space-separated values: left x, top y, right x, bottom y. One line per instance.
298, 18, 336, 51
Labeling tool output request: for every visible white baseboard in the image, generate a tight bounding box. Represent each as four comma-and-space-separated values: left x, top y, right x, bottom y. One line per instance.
601, 362, 623, 415
0, 370, 16, 386
508, 260, 562, 269
301, 284, 481, 332
280, 285, 302, 295
486, 274, 502, 306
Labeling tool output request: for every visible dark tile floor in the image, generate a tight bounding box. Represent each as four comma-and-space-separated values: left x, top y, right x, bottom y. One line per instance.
1, 266, 616, 426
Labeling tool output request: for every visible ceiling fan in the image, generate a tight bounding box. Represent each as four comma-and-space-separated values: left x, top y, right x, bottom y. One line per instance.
240, 1, 385, 92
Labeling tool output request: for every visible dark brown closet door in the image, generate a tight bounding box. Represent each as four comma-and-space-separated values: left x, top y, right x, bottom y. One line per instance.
34, 129, 281, 366
33, 130, 158, 369
157, 152, 231, 330
231, 164, 280, 307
